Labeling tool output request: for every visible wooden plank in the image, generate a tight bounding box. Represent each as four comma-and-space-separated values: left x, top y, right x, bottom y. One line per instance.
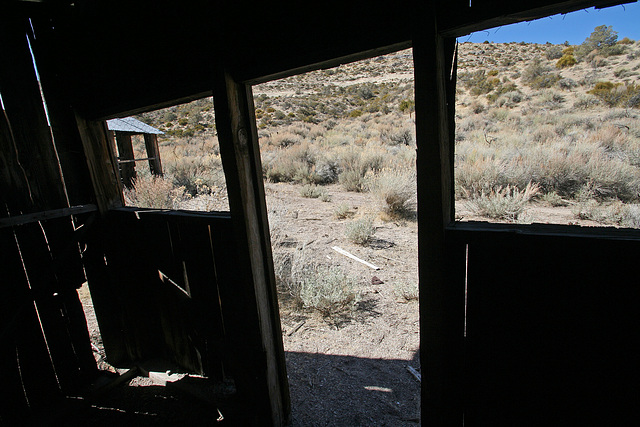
0, 229, 34, 423
99, 211, 165, 364
0, 12, 96, 402
0, 13, 68, 213
0, 229, 62, 413
41, 216, 98, 382
75, 115, 124, 214
449, 220, 640, 242
413, 7, 464, 425
27, 18, 96, 208
144, 134, 163, 176
0, 204, 97, 229
115, 132, 136, 188
14, 222, 84, 393
177, 219, 226, 379
437, 0, 616, 38
212, 66, 290, 425
80, 219, 131, 365
463, 232, 638, 425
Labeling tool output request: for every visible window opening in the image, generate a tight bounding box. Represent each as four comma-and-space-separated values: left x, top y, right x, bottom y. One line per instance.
115, 97, 229, 212
254, 49, 421, 425
454, 5, 640, 229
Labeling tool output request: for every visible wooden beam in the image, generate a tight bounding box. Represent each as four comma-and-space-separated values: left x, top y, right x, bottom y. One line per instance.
75, 115, 124, 214
114, 132, 136, 188
437, 0, 634, 38
0, 204, 97, 229
144, 134, 163, 176
212, 65, 290, 426
413, 6, 465, 425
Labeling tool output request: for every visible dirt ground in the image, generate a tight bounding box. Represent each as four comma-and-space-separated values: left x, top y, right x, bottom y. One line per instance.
265, 182, 421, 426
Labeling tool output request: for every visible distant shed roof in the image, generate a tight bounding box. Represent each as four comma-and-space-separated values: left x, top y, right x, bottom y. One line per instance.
107, 117, 164, 135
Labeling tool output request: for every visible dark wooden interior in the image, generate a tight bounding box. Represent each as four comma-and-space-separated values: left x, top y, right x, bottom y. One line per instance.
1, 0, 637, 425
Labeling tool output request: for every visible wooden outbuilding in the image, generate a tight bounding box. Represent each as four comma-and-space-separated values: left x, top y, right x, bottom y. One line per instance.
1, 0, 637, 425
107, 117, 164, 188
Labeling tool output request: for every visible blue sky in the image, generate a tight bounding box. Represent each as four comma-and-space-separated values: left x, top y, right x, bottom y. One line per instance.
460, 2, 640, 45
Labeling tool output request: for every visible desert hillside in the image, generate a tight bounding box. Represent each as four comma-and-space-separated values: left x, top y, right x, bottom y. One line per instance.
133, 29, 640, 228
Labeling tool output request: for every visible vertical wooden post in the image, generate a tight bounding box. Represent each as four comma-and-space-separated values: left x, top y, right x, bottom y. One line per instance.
144, 133, 163, 176
115, 132, 136, 188
413, 8, 465, 426
212, 66, 290, 426
75, 116, 124, 214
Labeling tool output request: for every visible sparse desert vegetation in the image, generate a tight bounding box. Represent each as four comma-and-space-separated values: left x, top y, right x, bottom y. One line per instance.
131, 26, 640, 231
124, 27, 640, 325
118, 25, 639, 426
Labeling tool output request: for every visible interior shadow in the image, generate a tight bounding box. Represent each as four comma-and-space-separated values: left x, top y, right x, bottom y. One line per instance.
47, 374, 240, 427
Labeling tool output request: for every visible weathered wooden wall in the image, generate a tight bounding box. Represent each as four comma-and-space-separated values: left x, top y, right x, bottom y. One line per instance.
0, 11, 98, 424
450, 224, 638, 425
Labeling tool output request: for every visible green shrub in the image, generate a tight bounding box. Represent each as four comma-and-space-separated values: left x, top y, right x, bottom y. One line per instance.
398, 99, 415, 114
576, 25, 622, 58
556, 54, 577, 68
345, 217, 376, 245
587, 82, 640, 108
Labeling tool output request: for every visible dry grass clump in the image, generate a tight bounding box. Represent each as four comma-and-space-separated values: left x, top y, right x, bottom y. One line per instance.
124, 175, 188, 209
572, 199, 640, 227
468, 182, 540, 222
393, 282, 419, 301
299, 184, 330, 201
333, 204, 353, 219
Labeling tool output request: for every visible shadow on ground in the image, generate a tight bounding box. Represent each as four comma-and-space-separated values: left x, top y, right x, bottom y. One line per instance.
286, 350, 421, 426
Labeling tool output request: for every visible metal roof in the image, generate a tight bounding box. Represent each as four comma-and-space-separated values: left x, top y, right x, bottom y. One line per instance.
106, 117, 164, 135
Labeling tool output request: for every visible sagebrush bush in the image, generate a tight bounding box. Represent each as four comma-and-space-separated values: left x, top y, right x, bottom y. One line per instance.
345, 217, 376, 245
299, 184, 327, 199
521, 59, 561, 89
333, 204, 353, 219
369, 168, 416, 218
337, 148, 386, 192
298, 265, 360, 316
